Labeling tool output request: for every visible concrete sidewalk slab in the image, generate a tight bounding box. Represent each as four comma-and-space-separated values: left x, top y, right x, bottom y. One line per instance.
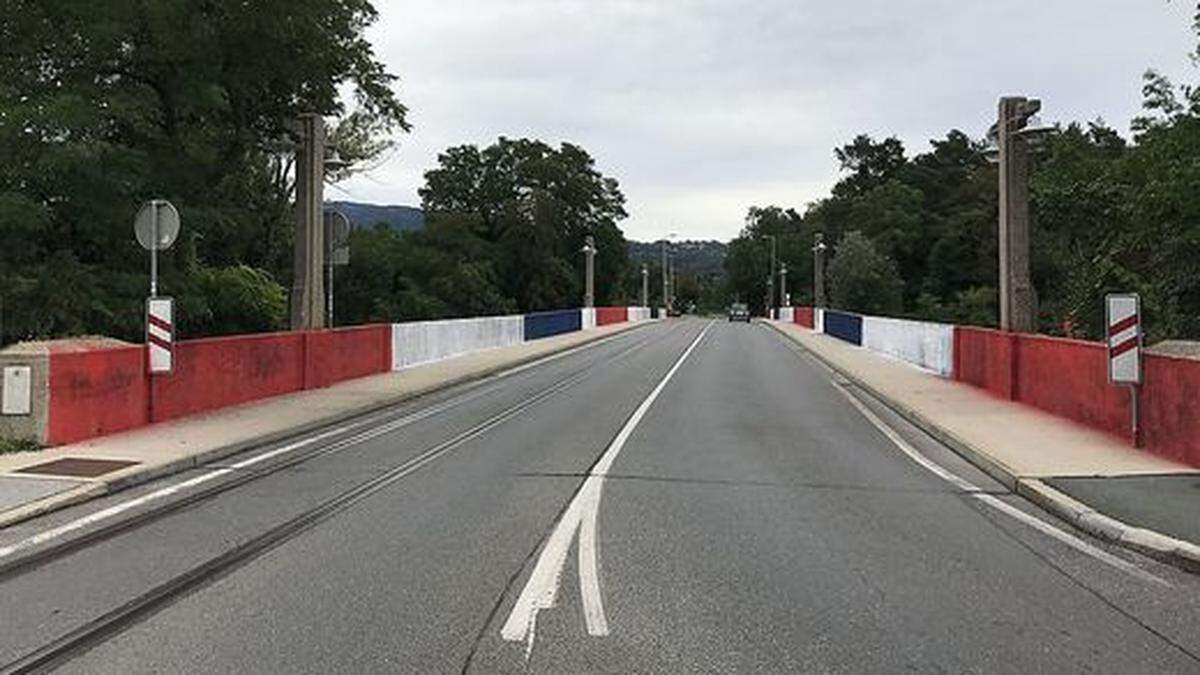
765, 320, 1200, 573
0, 476, 85, 512
1046, 475, 1200, 546
0, 322, 648, 528
767, 321, 1195, 480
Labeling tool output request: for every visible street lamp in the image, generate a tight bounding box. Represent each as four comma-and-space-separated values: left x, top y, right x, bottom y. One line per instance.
661, 232, 676, 314
780, 262, 788, 307
581, 235, 597, 308
763, 234, 777, 313
641, 265, 648, 307
813, 233, 828, 308
290, 114, 327, 330
988, 96, 1053, 332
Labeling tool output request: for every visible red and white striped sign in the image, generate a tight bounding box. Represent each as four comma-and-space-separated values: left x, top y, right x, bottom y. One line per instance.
1106, 293, 1141, 384
147, 297, 174, 373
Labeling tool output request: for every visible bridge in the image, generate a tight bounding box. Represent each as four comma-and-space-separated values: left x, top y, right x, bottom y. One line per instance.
0, 312, 1197, 671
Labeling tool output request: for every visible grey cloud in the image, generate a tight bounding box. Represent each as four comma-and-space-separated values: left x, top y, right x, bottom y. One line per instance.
340, 0, 1196, 241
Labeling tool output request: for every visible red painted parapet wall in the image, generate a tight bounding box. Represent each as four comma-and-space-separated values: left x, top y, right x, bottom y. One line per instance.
1141, 353, 1200, 466
46, 325, 392, 446
304, 325, 393, 390
596, 307, 628, 326
151, 330, 306, 423
794, 307, 814, 328
47, 344, 149, 447
953, 326, 1200, 467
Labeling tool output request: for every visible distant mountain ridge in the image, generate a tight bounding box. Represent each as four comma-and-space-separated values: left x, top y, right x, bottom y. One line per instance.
627, 239, 727, 277
327, 201, 425, 233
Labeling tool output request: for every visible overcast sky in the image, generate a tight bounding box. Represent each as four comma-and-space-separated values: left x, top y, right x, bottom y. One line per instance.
336, 1, 1197, 242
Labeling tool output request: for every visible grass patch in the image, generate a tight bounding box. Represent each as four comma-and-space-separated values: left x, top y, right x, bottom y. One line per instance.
0, 436, 42, 455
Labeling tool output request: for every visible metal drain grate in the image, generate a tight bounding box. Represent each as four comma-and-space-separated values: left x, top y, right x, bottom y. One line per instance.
14, 458, 139, 478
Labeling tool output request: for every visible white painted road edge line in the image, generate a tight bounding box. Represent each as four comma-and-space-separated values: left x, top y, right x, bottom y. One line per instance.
500, 320, 714, 655
831, 381, 1169, 588
0, 326, 657, 561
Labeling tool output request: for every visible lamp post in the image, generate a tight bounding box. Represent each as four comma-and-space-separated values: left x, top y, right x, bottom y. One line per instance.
763, 234, 777, 313
780, 262, 788, 307
661, 232, 676, 314
641, 265, 648, 307
290, 113, 327, 330
582, 235, 597, 308
994, 96, 1050, 332
813, 233, 827, 308
669, 256, 676, 311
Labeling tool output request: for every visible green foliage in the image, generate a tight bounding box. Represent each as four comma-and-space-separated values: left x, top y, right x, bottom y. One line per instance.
0, 436, 42, 455
827, 231, 903, 315
185, 265, 288, 336
411, 137, 630, 316
627, 240, 728, 312
724, 59, 1200, 341
0, 0, 405, 341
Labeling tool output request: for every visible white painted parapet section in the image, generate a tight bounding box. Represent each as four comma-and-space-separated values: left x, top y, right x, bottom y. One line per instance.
860, 315, 954, 376
581, 307, 597, 330
392, 315, 525, 370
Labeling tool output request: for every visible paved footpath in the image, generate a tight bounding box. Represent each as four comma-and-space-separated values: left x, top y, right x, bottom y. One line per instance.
0, 322, 643, 528
767, 320, 1200, 567
0, 319, 1197, 672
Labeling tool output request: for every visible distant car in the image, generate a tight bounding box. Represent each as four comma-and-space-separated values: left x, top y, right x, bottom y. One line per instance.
728, 303, 750, 322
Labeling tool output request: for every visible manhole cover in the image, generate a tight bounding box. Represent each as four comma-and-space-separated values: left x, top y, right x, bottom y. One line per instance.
15, 458, 139, 478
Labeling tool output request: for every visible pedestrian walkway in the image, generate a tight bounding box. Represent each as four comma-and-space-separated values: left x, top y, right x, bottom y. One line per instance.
767, 321, 1200, 565
0, 322, 643, 527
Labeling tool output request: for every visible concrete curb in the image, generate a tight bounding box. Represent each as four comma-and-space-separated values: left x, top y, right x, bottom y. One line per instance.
0, 322, 650, 530
763, 320, 1200, 576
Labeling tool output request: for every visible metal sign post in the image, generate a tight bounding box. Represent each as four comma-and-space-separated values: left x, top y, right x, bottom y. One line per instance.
135, 200, 181, 380
1105, 293, 1142, 447
135, 200, 180, 299
147, 297, 175, 373
323, 209, 351, 328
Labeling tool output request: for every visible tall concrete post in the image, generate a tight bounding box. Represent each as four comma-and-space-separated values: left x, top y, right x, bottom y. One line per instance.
669, 257, 676, 310
813, 232, 827, 308
661, 240, 668, 312
582, 235, 596, 308
998, 96, 1037, 332
769, 236, 777, 311
290, 114, 326, 330
780, 263, 788, 307
641, 265, 648, 307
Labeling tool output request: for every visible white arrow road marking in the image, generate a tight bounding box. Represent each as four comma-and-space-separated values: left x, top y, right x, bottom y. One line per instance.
501, 321, 714, 655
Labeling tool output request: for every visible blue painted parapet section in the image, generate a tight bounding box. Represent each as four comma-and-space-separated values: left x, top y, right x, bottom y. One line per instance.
523, 309, 583, 340
822, 310, 863, 345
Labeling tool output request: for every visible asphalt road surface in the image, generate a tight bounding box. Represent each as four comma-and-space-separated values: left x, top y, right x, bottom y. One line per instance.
2, 318, 1199, 673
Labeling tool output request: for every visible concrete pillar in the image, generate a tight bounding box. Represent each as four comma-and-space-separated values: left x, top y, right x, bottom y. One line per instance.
291, 114, 326, 330
641, 266, 648, 307
661, 240, 668, 311
813, 233, 827, 308
582, 236, 596, 308
998, 96, 1037, 333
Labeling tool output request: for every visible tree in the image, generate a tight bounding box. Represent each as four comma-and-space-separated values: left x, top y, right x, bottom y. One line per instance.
420, 138, 629, 312
827, 231, 903, 315
832, 135, 907, 199
0, 0, 406, 341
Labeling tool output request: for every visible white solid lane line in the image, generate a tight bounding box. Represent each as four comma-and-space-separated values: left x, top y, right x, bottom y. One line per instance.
0, 327, 655, 562
832, 381, 1168, 587
501, 321, 714, 653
